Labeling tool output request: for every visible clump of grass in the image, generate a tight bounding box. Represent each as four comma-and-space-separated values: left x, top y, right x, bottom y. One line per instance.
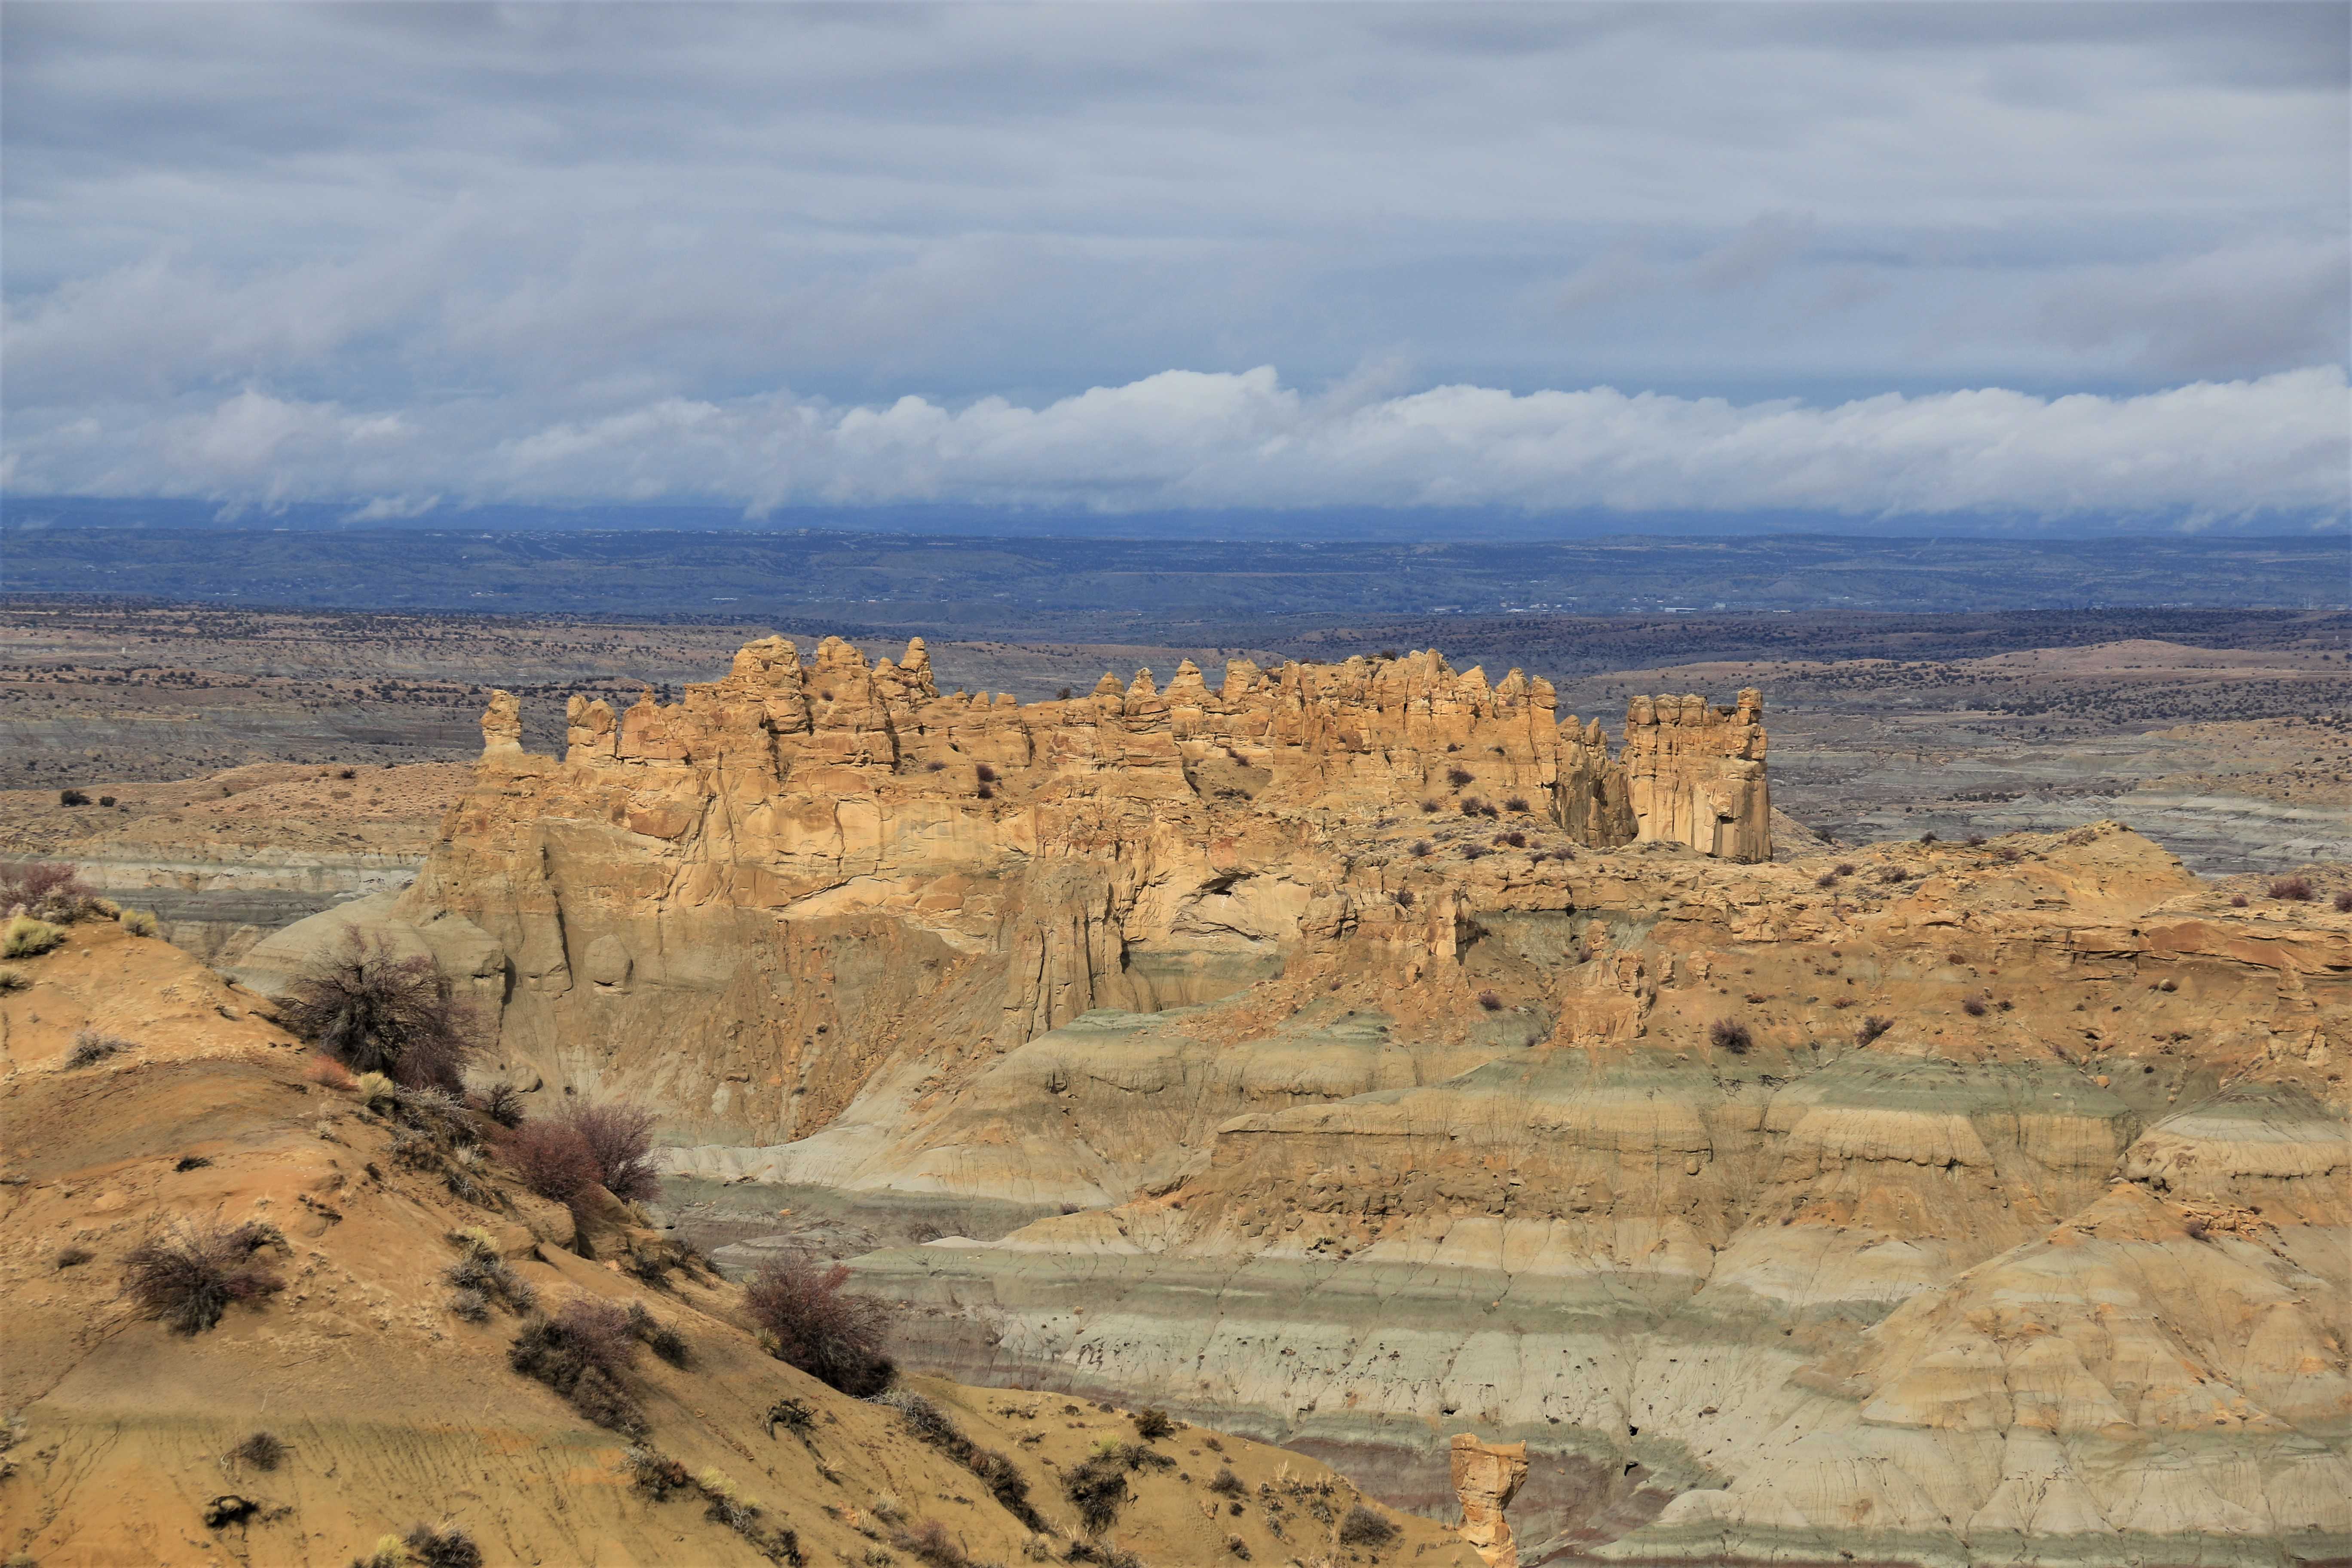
1709, 1018, 1752, 1055
120, 909, 159, 938
228, 1431, 288, 1471
3, 916, 66, 960
120, 1220, 286, 1334
352, 1070, 395, 1110
66, 1029, 133, 1069
0, 966, 27, 992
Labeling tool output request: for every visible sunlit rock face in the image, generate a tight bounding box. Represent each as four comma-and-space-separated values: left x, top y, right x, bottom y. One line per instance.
266, 635, 2347, 1566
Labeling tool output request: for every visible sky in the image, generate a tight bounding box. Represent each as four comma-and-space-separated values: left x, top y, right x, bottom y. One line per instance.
3, 2, 2346, 528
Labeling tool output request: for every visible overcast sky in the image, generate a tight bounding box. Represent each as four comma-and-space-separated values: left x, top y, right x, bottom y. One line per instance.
4, 2, 2346, 525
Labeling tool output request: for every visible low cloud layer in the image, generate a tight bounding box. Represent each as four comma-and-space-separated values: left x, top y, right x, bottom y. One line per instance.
3, 4, 2343, 522
10, 365, 2341, 525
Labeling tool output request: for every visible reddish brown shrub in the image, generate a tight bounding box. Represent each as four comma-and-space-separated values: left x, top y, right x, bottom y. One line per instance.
276, 933, 473, 1090
559, 1101, 662, 1204
744, 1252, 895, 1396
121, 1220, 285, 1334
1476, 990, 1504, 1011
304, 1055, 356, 1090
2336, 890, 2352, 913
2269, 876, 2315, 901
502, 1121, 601, 1210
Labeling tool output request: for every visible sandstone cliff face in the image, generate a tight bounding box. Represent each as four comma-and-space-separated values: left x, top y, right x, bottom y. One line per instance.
269, 637, 2347, 1567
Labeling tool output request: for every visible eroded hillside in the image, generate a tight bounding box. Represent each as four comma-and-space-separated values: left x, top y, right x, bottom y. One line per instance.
245, 636, 2350, 1566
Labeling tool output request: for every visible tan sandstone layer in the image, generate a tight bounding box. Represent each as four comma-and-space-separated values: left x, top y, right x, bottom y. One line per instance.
247, 637, 2348, 1566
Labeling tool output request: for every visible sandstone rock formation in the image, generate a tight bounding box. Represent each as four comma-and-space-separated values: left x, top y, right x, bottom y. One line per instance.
244, 636, 2349, 1566
1452, 1435, 1530, 1568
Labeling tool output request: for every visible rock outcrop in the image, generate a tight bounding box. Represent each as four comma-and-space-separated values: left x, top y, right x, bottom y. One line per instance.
1452, 1435, 1531, 1568
245, 636, 2349, 1567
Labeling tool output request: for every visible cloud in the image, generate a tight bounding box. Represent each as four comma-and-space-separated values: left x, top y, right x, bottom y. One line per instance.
9, 365, 2342, 525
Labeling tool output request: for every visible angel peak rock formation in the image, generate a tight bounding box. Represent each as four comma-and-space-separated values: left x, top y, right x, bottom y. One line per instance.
514, 634, 1770, 860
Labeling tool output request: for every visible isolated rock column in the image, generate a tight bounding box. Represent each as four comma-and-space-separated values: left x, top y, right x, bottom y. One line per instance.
1450, 1433, 1530, 1568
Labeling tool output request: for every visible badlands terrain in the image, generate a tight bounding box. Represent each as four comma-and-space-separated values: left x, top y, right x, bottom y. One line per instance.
2, 611, 2346, 1567
0, 917, 1461, 1568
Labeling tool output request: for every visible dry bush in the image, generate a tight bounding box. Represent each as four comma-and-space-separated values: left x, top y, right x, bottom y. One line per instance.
304, 1055, 356, 1090
1854, 1014, 1895, 1047
478, 1081, 526, 1128
1208, 1466, 1244, 1497
54, 1245, 93, 1269
1476, 990, 1504, 1012
974, 763, 998, 784
1409, 841, 1431, 858
895, 1520, 970, 1568
277, 932, 473, 1090
627, 1300, 691, 1366
229, 1431, 287, 1471
2336, 890, 2352, 913
1458, 798, 1482, 817
501, 1120, 601, 1210
2230, 893, 2250, 907
1392, 888, 1415, 908
2269, 876, 2315, 901
402, 1522, 484, 1568
1063, 1452, 1131, 1534
1918, 831, 1938, 845
120, 909, 159, 938
1, 861, 95, 922
508, 1297, 645, 1435
1446, 767, 1473, 787
1338, 1503, 1400, 1547
1814, 871, 1838, 888
121, 1220, 285, 1334
66, 1028, 134, 1069
744, 1252, 895, 1396
1503, 796, 1530, 813
1709, 1018, 1752, 1055
0, 966, 25, 992
1418, 799, 1439, 814
1961, 996, 1988, 1017
1878, 865, 1908, 884
1834, 862, 1856, 876
559, 1101, 662, 1203
1499, 831, 1527, 849
1131, 1407, 1175, 1441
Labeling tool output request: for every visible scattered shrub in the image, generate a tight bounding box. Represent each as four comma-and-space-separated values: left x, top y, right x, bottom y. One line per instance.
1478, 802, 1499, 818
2270, 876, 2315, 901
175, 1155, 212, 1172
1854, 1014, 1895, 1047
1208, 1466, 1244, 1497
66, 1028, 133, 1069
1500, 830, 1527, 849
478, 1081, 526, 1128
403, 1522, 484, 1568
744, 1251, 895, 1396
975, 784, 994, 800
508, 1297, 645, 1435
1961, 996, 1988, 1017
1878, 865, 1907, 884
2336, 889, 2352, 913
276, 932, 474, 1090
1131, 1407, 1176, 1441
2230, 893, 2249, 908
355, 1535, 407, 1568
1409, 841, 1431, 858
1338, 1503, 1400, 1548
1476, 990, 1504, 1012
1392, 888, 1415, 908
54, 1245, 93, 1269
1458, 798, 1481, 817
1418, 799, 1439, 814
1063, 1452, 1131, 1534
502, 1119, 601, 1210
1709, 1018, 1752, 1055
229, 1431, 287, 1471
895, 1519, 971, 1568
1446, 767, 1473, 787
445, 1240, 537, 1315
627, 1300, 690, 1366
1504, 796, 1530, 813
1966, 834, 1987, 847
626, 1444, 692, 1498
58, 788, 91, 807
119, 908, 159, 938
1918, 831, 1938, 845
3, 916, 66, 960
925, 759, 947, 772
1226, 1534, 1252, 1560
98, 795, 117, 807
448, 1287, 492, 1323
120, 1220, 285, 1334
559, 1101, 662, 1204
974, 764, 998, 784
1834, 862, 1856, 876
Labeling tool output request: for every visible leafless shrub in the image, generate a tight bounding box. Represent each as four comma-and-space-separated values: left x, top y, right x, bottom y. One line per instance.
1854, 1015, 1895, 1047
1392, 888, 1415, 908
1814, 872, 1838, 888
1834, 862, 1855, 876
1918, 831, 1938, 845
558, 1101, 662, 1203
508, 1297, 645, 1436
1504, 796, 1530, 813
2336, 890, 2352, 913
1961, 996, 1988, 1017
276, 933, 473, 1091
477, 1081, 525, 1128
402, 1522, 484, 1568
1063, 1452, 1131, 1534
1409, 841, 1431, 858
1208, 1466, 1244, 1497
1131, 1407, 1176, 1441
1446, 767, 1473, 787
2270, 876, 2315, 901
67, 1028, 134, 1069
974, 764, 998, 784
2230, 893, 2249, 908
1709, 1018, 1752, 1055
1458, 797, 1482, 816
2, 862, 95, 923
1878, 865, 1907, 884
627, 1300, 690, 1366
1500, 831, 1527, 849
1338, 1504, 1400, 1547
744, 1251, 894, 1396
229, 1431, 287, 1471
1966, 834, 1987, 847
1476, 990, 1504, 1012
121, 1220, 285, 1334
501, 1120, 601, 1210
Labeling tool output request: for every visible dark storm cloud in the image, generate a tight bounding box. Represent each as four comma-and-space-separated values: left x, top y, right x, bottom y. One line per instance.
2, 3, 2343, 518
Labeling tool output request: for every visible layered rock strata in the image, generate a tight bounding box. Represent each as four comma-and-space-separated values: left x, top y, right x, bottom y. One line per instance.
258, 636, 2348, 1566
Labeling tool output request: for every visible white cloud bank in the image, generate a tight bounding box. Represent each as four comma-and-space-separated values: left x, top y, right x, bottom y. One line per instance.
10, 364, 2343, 525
